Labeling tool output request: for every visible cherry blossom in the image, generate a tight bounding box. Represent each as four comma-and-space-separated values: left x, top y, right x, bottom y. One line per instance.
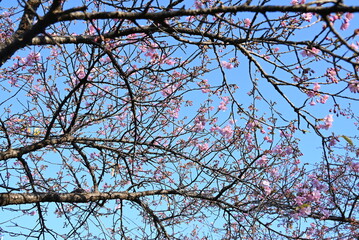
313, 82, 320, 91
301, 47, 320, 57
318, 114, 334, 129
0, 1, 358, 239
218, 96, 230, 111
261, 180, 272, 195
244, 18, 251, 27
221, 61, 234, 69
349, 80, 359, 93
219, 125, 233, 139
302, 13, 313, 22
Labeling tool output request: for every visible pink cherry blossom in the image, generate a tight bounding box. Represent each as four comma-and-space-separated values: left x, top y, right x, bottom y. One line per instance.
218, 96, 230, 111
302, 13, 313, 22
299, 205, 311, 216
186, 16, 195, 22
310, 190, 321, 202
348, 80, 359, 93
76, 66, 86, 79
318, 114, 334, 130
318, 95, 329, 104
88, 25, 97, 34
197, 79, 211, 93
340, 19, 350, 30
193, 115, 207, 132
244, 18, 251, 27
346, 12, 354, 20
350, 162, 359, 172
257, 155, 268, 166
301, 47, 320, 57
328, 135, 340, 146
229, 119, 236, 125
264, 135, 273, 142
326, 67, 339, 83
219, 125, 233, 139
26, 52, 40, 65
309, 99, 316, 106
221, 61, 234, 69
313, 83, 320, 91
194, 0, 203, 9
291, 0, 305, 5
197, 143, 209, 152
261, 180, 271, 195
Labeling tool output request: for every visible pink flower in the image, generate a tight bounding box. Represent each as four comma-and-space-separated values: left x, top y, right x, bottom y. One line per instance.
313, 83, 320, 91
186, 16, 195, 22
165, 59, 176, 65
301, 47, 320, 57
302, 13, 313, 22
348, 81, 359, 93
89, 25, 97, 34
8, 77, 18, 86
197, 143, 209, 152
26, 52, 40, 65
285, 146, 293, 154
324, 114, 333, 126
326, 67, 338, 83
221, 61, 233, 69
201, 88, 210, 93
295, 196, 304, 205
193, 115, 206, 132
311, 47, 321, 55
197, 79, 211, 93
264, 135, 272, 142
218, 103, 226, 111
310, 190, 321, 202
261, 180, 271, 195
350, 43, 358, 50
194, 0, 203, 9
262, 180, 270, 186
340, 19, 350, 30
257, 155, 268, 166
309, 99, 316, 106
318, 114, 333, 130
351, 162, 359, 172
280, 130, 292, 138
244, 18, 251, 27
219, 125, 233, 139
76, 66, 86, 79
318, 95, 329, 104
328, 135, 339, 146
346, 12, 354, 20
218, 96, 230, 111
299, 206, 311, 216
291, 0, 305, 5
168, 108, 180, 118
306, 90, 316, 98
246, 120, 260, 130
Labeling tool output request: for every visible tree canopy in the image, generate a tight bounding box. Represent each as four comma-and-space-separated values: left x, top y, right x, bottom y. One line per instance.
1, 0, 359, 239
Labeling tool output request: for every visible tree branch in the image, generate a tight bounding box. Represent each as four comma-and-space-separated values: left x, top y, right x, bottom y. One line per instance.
0, 189, 181, 206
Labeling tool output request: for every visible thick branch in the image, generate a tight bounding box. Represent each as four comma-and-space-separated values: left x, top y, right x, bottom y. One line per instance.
57, 5, 359, 22
0, 189, 180, 206
0, 7, 58, 66
0, 135, 74, 161
2, 3, 359, 66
